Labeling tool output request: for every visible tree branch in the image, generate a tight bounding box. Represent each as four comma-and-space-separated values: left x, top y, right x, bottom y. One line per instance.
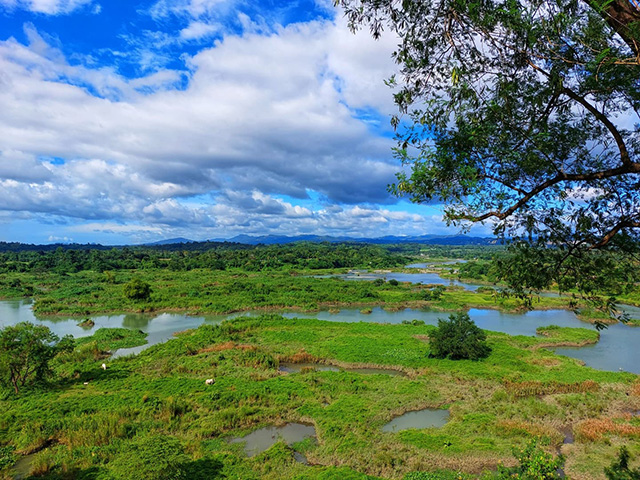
458, 162, 640, 222
561, 87, 634, 167
583, 0, 640, 60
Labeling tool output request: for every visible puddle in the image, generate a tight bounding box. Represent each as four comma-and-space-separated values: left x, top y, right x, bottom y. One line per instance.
278, 363, 340, 373
229, 423, 316, 457
382, 408, 450, 433
293, 452, 310, 465
561, 425, 574, 444
12, 453, 36, 480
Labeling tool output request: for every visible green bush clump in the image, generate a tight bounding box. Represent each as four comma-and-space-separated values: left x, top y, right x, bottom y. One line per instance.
123, 278, 152, 301
493, 440, 563, 479
0, 445, 16, 470
0, 322, 74, 394
429, 313, 491, 360
605, 446, 640, 480
402, 319, 426, 326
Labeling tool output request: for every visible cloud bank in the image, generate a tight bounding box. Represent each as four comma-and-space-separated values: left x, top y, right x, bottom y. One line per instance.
0, 3, 481, 243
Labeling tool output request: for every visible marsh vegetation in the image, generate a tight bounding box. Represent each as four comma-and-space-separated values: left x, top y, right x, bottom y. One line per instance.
0, 242, 639, 479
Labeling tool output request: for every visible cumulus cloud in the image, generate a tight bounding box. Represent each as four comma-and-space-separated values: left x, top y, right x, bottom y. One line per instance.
0, 0, 93, 14
0, 12, 449, 242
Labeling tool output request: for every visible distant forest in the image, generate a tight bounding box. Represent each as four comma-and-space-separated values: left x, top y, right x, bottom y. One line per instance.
0, 241, 499, 274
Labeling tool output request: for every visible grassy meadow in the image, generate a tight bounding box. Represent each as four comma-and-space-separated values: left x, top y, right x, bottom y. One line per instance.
1, 315, 639, 479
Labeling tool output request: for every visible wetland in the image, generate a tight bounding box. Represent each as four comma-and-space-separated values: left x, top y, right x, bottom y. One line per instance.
1, 243, 639, 479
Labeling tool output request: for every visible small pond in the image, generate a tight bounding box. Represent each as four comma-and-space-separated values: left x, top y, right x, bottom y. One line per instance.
279, 363, 340, 373
228, 423, 316, 457
382, 408, 450, 433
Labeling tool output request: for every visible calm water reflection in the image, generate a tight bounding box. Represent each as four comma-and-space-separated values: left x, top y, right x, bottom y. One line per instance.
0, 299, 638, 373
0, 299, 227, 357
382, 409, 450, 432
229, 423, 316, 457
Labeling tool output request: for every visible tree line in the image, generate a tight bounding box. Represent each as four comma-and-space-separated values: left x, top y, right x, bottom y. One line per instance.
0, 242, 411, 274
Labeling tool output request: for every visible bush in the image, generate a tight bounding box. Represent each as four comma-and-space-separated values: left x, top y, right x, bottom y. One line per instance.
605, 447, 640, 479
429, 313, 491, 360
0, 322, 74, 393
123, 278, 152, 301
493, 440, 563, 479
0, 445, 16, 470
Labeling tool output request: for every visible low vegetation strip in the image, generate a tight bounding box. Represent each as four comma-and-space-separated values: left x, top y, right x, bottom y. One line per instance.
503, 380, 600, 397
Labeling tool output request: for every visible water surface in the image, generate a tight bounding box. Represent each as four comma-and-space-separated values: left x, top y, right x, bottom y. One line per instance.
0, 299, 227, 357
1, 300, 638, 373
382, 409, 450, 432
228, 423, 316, 457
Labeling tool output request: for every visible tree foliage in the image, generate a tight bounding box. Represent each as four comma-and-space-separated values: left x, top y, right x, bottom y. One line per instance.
429, 312, 491, 360
123, 278, 152, 301
0, 322, 73, 394
337, 0, 640, 293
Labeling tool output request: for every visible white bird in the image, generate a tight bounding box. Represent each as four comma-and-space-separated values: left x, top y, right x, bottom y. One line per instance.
101, 363, 107, 370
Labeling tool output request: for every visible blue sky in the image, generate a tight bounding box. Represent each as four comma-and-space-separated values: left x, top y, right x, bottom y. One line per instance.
0, 0, 491, 244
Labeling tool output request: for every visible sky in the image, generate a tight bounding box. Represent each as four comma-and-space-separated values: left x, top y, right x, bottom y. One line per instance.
0, 0, 492, 245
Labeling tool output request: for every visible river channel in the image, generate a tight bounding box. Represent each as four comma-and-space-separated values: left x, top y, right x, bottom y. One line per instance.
1, 296, 639, 373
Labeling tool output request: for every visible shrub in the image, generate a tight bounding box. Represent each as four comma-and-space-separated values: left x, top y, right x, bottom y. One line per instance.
0, 445, 15, 470
123, 278, 152, 301
605, 446, 640, 479
0, 322, 74, 393
494, 440, 563, 479
429, 313, 491, 360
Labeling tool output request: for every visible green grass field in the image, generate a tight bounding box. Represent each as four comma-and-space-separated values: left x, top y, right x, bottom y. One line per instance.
1, 316, 638, 480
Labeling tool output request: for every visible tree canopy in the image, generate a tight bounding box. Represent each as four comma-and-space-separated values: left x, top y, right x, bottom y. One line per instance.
0, 322, 73, 394
337, 0, 640, 294
429, 312, 491, 360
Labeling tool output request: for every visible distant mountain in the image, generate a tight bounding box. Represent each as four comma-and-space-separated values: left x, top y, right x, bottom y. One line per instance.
222, 234, 499, 246
0, 234, 500, 253
145, 237, 194, 246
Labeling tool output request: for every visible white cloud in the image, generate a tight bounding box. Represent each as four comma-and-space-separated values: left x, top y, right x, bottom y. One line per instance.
0, 0, 93, 14
180, 21, 220, 40
0, 16, 450, 242
150, 0, 235, 21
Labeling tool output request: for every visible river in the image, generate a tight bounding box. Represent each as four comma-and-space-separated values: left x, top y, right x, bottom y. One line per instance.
1, 298, 638, 373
